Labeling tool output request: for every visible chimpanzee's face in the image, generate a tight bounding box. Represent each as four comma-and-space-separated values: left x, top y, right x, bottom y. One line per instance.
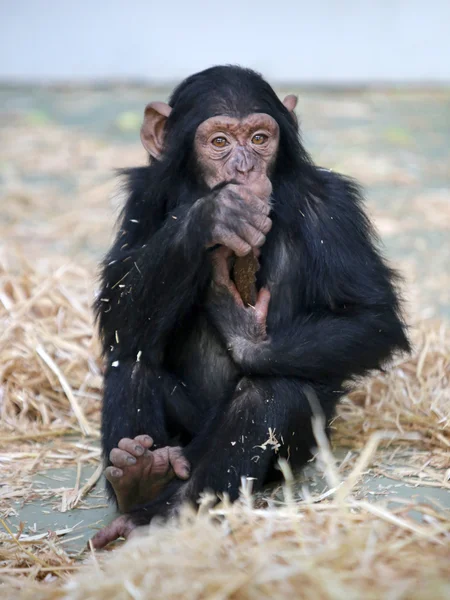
194, 113, 280, 188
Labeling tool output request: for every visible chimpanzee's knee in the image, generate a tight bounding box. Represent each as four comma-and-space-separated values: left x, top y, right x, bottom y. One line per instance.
231, 376, 267, 408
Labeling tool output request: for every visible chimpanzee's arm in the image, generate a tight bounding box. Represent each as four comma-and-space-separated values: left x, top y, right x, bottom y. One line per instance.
229, 305, 408, 382
100, 359, 201, 460
95, 170, 212, 468
96, 171, 271, 361
209, 174, 410, 383
96, 207, 211, 363
97, 170, 271, 461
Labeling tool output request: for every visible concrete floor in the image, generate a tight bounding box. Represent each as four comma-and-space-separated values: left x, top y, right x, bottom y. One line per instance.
1, 85, 449, 550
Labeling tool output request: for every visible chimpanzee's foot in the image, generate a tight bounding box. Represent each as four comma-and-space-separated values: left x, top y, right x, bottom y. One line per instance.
91, 514, 138, 549
104, 435, 190, 512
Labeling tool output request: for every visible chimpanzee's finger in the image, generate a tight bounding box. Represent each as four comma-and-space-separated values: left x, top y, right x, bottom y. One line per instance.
168, 447, 191, 479
244, 211, 272, 236
237, 182, 272, 205
233, 204, 272, 236
210, 280, 245, 307
110, 448, 138, 467
118, 438, 145, 457
235, 221, 266, 248
104, 466, 124, 482
247, 176, 273, 200
229, 280, 245, 306
254, 287, 271, 326
227, 186, 271, 215
134, 435, 154, 449
150, 447, 172, 476
220, 232, 252, 257
210, 246, 233, 285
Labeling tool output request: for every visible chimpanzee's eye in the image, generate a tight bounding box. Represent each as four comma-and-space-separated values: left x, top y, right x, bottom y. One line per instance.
212, 137, 228, 148
252, 134, 268, 145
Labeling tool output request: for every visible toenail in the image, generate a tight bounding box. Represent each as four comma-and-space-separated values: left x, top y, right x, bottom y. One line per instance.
127, 456, 137, 464
112, 469, 121, 477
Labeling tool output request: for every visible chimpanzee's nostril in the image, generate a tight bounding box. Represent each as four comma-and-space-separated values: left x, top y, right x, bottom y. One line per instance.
236, 162, 254, 174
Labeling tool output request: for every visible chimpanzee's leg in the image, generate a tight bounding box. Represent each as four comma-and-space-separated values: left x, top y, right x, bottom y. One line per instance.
101, 360, 202, 511
178, 376, 339, 503
91, 376, 339, 548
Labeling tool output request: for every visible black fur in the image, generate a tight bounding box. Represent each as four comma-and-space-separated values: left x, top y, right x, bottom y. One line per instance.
95, 65, 410, 524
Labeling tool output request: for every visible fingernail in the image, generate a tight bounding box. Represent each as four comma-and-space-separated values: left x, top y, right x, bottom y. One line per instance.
134, 445, 144, 455
183, 467, 190, 478
144, 436, 153, 445
127, 456, 136, 465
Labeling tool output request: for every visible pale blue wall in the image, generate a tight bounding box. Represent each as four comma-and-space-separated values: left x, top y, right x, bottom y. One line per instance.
1, 0, 449, 83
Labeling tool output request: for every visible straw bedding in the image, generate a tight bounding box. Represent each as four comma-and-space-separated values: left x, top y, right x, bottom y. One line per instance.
0, 106, 449, 599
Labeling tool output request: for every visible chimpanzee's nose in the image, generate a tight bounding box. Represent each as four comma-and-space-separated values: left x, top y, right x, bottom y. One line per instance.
236, 165, 254, 175
235, 152, 254, 174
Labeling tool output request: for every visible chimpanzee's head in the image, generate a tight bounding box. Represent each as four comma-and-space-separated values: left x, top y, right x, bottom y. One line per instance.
140, 66, 300, 189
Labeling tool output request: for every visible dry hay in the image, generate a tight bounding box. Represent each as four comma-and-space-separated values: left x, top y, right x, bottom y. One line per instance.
2, 489, 450, 600
0, 246, 449, 598
339, 322, 450, 457
0, 251, 102, 438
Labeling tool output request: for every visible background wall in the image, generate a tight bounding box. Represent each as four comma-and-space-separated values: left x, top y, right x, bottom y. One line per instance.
1, 0, 449, 84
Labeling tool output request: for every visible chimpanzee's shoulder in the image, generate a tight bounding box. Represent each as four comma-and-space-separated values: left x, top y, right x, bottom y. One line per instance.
305, 166, 380, 250
315, 167, 365, 212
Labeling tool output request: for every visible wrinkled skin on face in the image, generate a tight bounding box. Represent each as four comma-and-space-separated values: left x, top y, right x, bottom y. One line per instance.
194, 113, 280, 189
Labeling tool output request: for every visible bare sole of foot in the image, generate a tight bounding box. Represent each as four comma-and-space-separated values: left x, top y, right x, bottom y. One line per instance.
104, 435, 190, 513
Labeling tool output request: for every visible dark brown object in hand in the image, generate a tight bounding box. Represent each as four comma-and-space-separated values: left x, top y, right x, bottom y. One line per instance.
232, 253, 259, 306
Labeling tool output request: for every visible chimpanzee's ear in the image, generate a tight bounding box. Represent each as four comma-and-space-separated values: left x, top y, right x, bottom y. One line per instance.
282, 94, 298, 113
140, 102, 172, 159
282, 94, 298, 126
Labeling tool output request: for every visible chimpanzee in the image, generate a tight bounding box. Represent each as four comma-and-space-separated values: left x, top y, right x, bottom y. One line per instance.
92, 66, 409, 548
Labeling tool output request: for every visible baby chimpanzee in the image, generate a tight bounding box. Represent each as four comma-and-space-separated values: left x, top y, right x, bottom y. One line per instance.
92, 65, 409, 547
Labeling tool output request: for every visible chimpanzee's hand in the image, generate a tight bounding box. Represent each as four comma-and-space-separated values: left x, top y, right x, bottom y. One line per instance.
206, 270, 271, 364
195, 176, 273, 256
